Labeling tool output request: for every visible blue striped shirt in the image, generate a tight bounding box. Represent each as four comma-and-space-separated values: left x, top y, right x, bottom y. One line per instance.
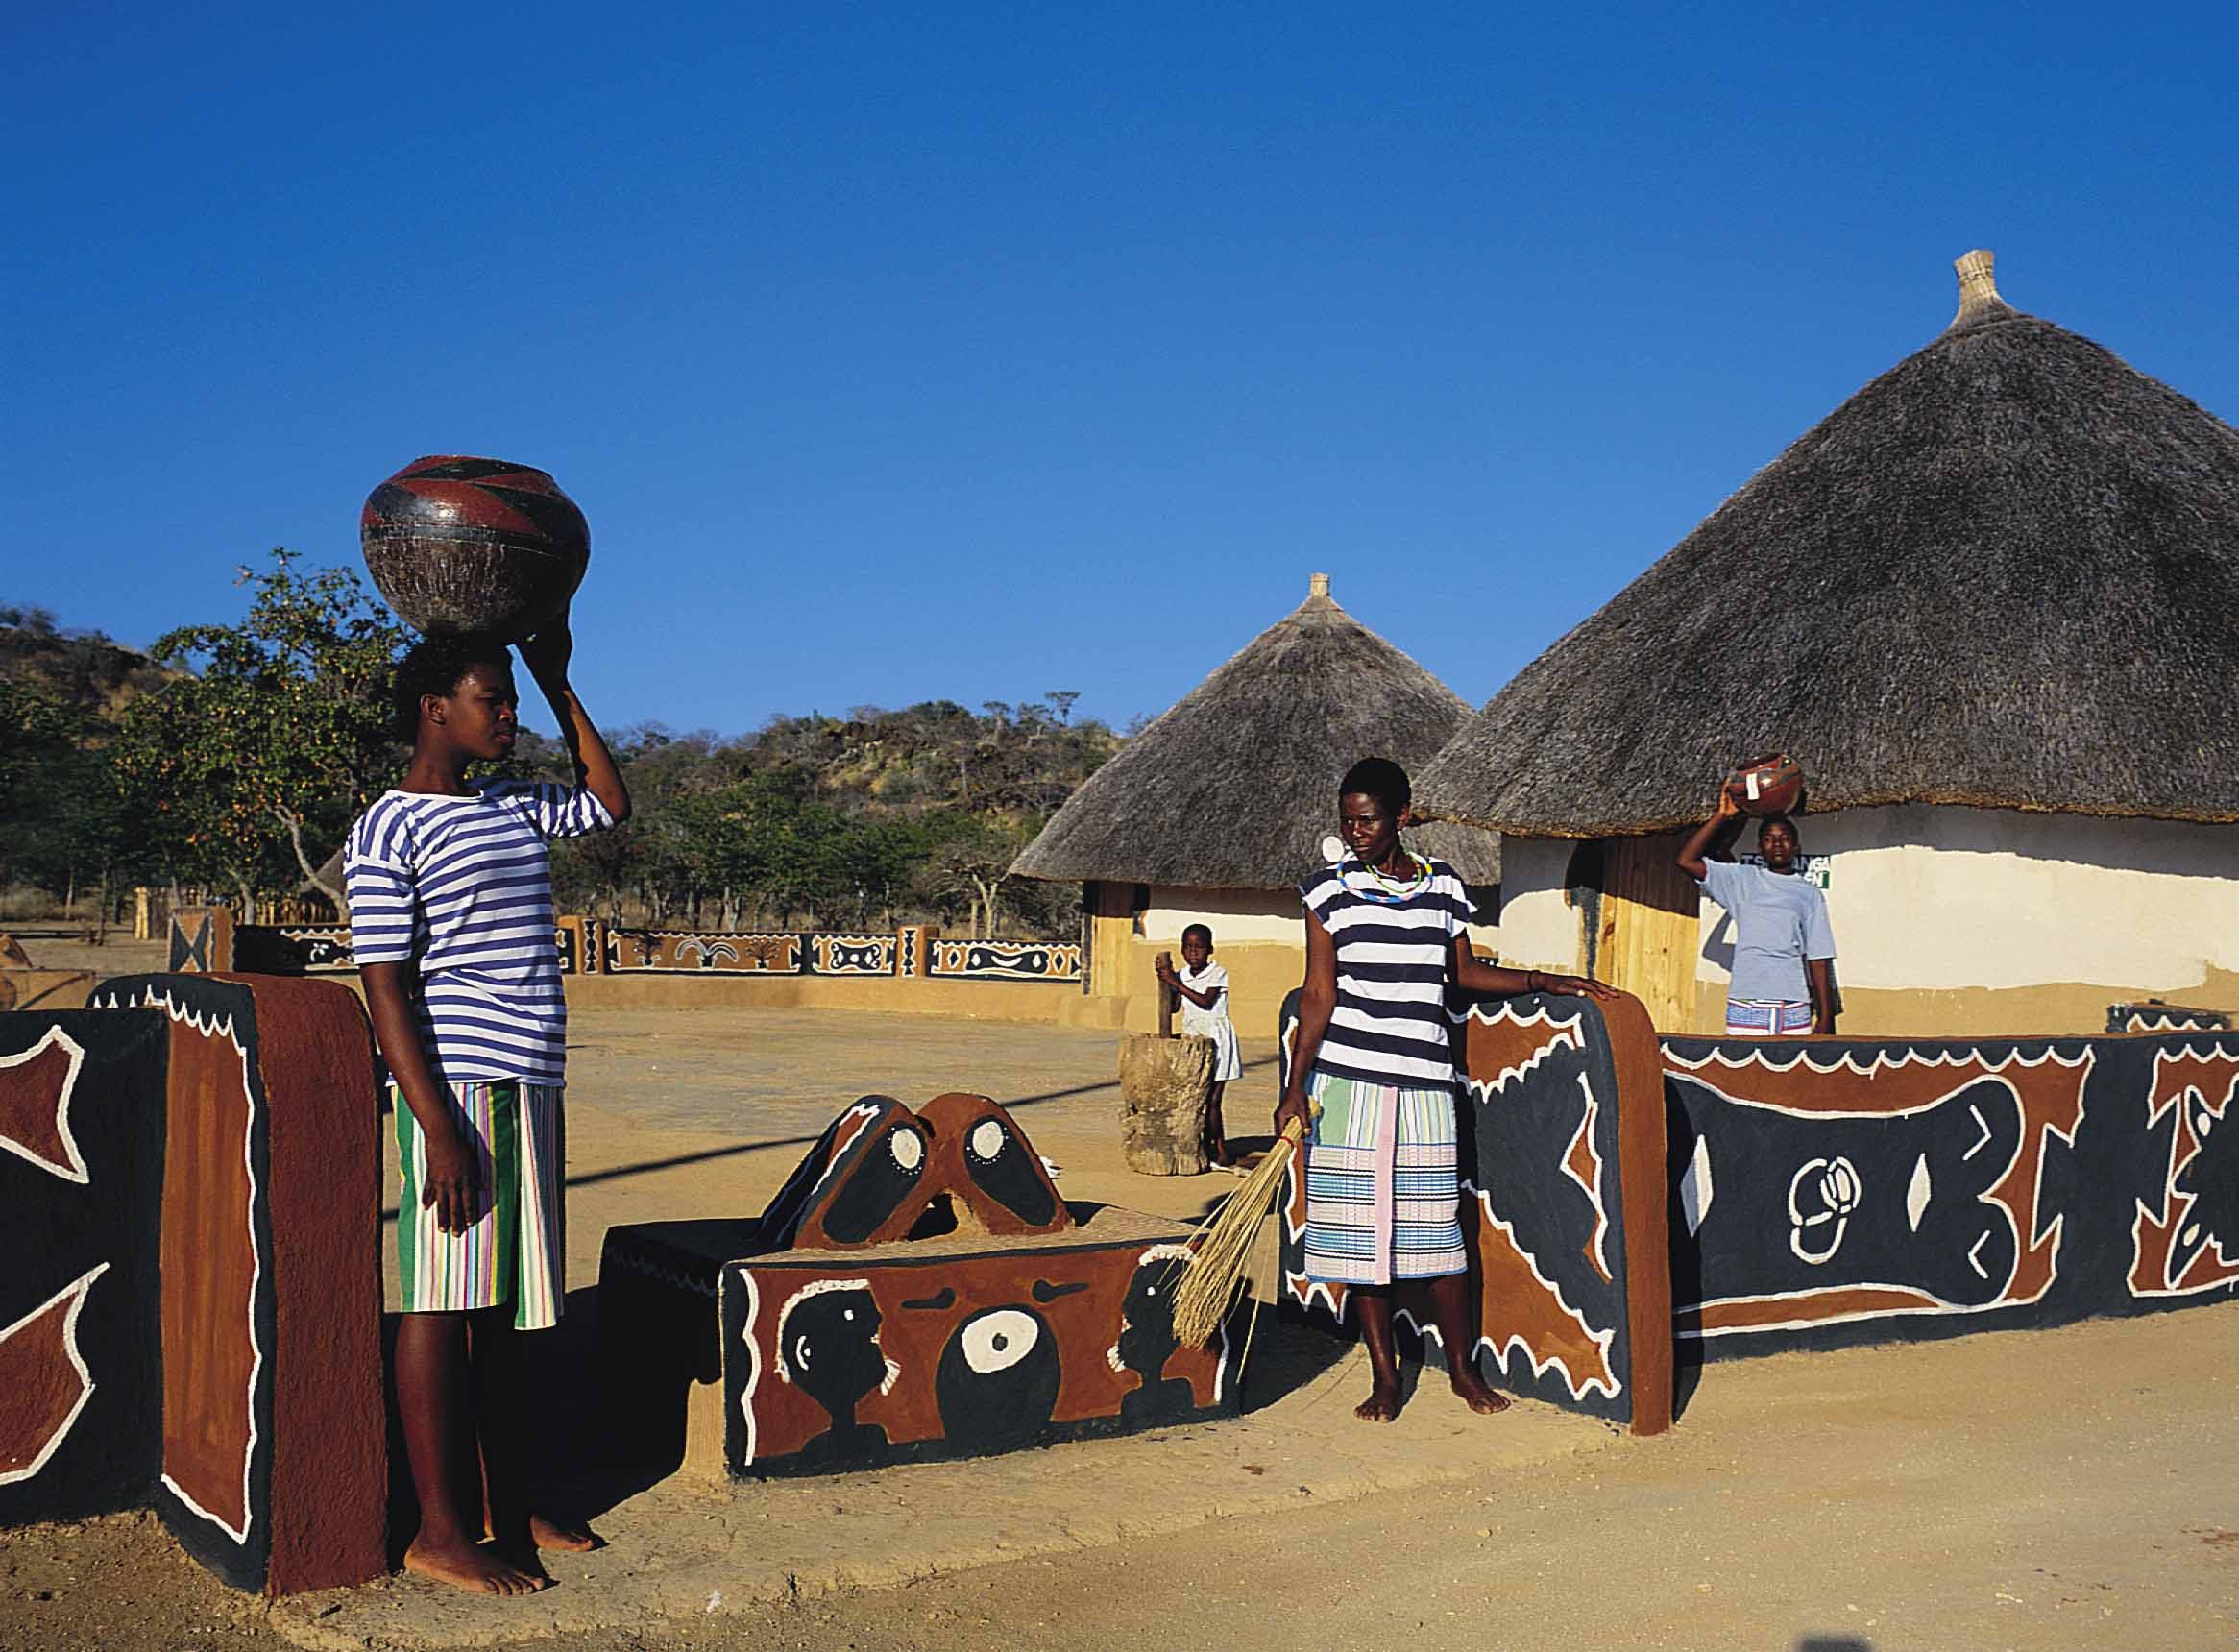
1299, 856, 1472, 1088
344, 780, 613, 1084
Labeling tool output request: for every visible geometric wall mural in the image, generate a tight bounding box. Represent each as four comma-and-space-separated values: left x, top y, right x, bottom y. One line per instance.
601, 1093, 1237, 1476
2, 977, 385, 1596
0, 1012, 166, 1527
1661, 1030, 2239, 1358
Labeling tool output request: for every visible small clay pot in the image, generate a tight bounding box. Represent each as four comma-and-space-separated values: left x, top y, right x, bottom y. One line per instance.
360, 455, 589, 638
1725, 752, 1805, 817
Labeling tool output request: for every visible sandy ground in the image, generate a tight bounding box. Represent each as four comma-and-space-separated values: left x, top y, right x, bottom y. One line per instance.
4, 985, 2236, 1651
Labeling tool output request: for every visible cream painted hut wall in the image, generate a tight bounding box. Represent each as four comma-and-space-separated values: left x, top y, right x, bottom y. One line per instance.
1140, 887, 1304, 944
1497, 806, 2239, 1035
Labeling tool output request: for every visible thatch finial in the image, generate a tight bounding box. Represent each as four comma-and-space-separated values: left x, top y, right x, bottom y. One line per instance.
1952, 249, 2008, 327
1309, 571, 1331, 598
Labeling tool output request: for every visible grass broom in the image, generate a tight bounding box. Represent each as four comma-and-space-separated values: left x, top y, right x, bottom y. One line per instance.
1168, 1113, 1309, 1349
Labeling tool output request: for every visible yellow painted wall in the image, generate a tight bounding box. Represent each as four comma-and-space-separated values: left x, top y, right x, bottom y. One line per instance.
564, 971, 1083, 1024
1080, 936, 1307, 1042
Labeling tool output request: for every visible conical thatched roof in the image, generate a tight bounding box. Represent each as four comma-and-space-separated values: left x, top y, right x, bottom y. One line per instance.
1416, 251, 2239, 838
1013, 576, 1499, 887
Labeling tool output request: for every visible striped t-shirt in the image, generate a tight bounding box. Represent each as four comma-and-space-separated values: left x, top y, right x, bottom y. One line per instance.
1299, 856, 1472, 1089
344, 779, 613, 1085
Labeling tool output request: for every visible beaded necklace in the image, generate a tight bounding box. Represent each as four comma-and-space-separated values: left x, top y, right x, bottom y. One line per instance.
1350, 850, 1430, 905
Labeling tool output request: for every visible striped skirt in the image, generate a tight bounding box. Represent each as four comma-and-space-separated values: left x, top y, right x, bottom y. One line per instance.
1302, 1072, 1467, 1285
394, 1081, 567, 1330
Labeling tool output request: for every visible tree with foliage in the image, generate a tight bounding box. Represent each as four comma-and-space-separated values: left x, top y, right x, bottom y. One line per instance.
0, 610, 165, 915
110, 550, 410, 909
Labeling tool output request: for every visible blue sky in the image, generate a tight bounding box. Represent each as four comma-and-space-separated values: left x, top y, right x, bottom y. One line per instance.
8, 3, 2237, 739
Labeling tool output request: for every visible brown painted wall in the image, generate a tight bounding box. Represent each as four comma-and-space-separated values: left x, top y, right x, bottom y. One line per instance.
247, 978, 385, 1595
161, 1021, 258, 1544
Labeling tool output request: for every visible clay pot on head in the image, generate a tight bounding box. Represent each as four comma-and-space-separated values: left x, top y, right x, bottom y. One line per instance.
360, 455, 589, 639
1724, 752, 1805, 818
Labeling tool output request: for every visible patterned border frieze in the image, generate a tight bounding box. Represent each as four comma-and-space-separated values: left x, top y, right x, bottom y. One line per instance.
928, 939, 1083, 982
604, 931, 804, 975
809, 934, 896, 976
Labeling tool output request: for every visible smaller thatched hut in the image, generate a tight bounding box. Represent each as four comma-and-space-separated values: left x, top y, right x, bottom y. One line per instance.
1415, 251, 2239, 1035
1013, 574, 1498, 1034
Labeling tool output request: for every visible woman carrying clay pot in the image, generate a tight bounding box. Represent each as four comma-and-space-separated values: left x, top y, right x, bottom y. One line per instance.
1277, 757, 1615, 1422
1677, 788, 1838, 1036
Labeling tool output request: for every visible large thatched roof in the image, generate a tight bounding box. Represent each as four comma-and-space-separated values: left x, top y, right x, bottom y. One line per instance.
1013, 576, 1498, 887
1416, 251, 2239, 838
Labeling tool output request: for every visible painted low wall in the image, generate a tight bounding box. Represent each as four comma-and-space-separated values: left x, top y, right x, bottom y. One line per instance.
1497, 807, 2239, 1035
1272, 984, 2239, 1415
599, 1093, 1236, 1478
170, 907, 1093, 1026
1, 976, 385, 1594
1660, 1027, 2239, 1359
565, 970, 1085, 1024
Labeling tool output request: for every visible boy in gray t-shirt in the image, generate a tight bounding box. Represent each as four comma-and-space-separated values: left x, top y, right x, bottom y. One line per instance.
1678, 797, 1837, 1035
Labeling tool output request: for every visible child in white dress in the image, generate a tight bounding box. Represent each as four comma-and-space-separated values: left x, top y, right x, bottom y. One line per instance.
1157, 923, 1243, 1165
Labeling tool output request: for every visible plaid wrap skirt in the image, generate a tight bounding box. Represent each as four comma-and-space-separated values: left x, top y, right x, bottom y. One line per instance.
1302, 1072, 1467, 1286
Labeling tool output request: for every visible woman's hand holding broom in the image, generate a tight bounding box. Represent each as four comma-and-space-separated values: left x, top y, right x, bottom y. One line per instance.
1171, 1090, 1316, 1348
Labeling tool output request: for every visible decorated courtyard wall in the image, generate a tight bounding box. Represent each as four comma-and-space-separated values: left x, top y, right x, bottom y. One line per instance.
167, 908, 1093, 1025
1659, 1027, 2239, 1359
600, 1092, 1237, 1478
1277, 985, 2239, 1413
0, 975, 385, 1595
1497, 807, 2239, 1035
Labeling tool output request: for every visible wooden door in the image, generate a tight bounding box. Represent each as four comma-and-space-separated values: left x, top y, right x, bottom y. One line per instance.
1596, 834, 1699, 1034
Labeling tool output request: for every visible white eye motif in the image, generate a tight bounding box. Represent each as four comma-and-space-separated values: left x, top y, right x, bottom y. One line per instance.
960, 1309, 1039, 1374
792, 1335, 813, 1373
889, 1129, 924, 1171
968, 1119, 1006, 1162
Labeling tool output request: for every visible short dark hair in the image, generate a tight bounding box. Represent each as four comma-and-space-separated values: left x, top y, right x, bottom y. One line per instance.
1180, 923, 1213, 948
392, 633, 513, 741
1339, 756, 1411, 820
1757, 813, 1802, 844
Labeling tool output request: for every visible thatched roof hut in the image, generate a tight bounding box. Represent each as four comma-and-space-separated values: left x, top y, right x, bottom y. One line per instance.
1014, 574, 1497, 887
1415, 250, 2239, 839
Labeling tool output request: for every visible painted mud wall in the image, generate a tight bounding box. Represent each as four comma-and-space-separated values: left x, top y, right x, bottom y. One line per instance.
1274, 985, 2239, 1413
0, 976, 385, 1595
1277, 988, 1672, 1435
0, 1009, 167, 1524
1662, 1029, 2239, 1359
600, 1093, 1236, 1479
1497, 807, 2239, 1035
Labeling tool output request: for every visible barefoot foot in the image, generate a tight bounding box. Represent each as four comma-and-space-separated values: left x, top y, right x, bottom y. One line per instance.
1353, 1384, 1401, 1422
1450, 1370, 1511, 1416
403, 1537, 548, 1596
528, 1514, 598, 1553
